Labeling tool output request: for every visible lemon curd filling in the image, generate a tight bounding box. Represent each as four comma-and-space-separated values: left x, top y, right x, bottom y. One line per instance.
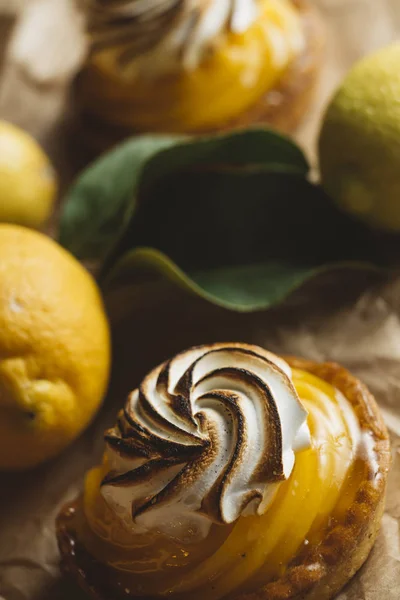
80, 368, 367, 599
81, 0, 305, 132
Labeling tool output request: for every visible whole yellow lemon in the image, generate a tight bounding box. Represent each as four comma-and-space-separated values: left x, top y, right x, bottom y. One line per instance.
0, 225, 110, 470
319, 43, 400, 231
0, 121, 57, 229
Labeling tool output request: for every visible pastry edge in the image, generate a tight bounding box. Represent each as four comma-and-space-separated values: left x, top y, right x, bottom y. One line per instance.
237, 357, 390, 600
211, 0, 325, 135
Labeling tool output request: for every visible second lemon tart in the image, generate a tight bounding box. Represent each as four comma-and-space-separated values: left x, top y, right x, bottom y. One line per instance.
78, 0, 324, 147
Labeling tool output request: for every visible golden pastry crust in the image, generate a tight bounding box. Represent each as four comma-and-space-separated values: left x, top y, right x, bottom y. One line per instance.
56, 358, 390, 600
235, 357, 391, 600
78, 0, 324, 152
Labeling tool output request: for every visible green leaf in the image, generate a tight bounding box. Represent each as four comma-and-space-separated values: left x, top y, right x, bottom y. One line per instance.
59, 135, 180, 260
60, 126, 380, 313
59, 128, 309, 262
102, 247, 317, 312
139, 128, 309, 193
101, 170, 378, 311
104, 248, 379, 312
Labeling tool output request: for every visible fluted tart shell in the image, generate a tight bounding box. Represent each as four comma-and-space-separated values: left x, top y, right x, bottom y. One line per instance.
56, 357, 390, 600
79, 0, 324, 152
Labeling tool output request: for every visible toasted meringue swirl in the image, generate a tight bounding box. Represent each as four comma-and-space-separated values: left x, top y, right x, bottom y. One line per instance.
87, 0, 259, 74
101, 344, 310, 541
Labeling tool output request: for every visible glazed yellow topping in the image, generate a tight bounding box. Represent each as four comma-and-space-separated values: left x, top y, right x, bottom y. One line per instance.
82, 369, 364, 599
80, 0, 304, 132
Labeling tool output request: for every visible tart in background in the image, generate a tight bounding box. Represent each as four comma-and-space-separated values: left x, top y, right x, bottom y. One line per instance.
77, 0, 324, 150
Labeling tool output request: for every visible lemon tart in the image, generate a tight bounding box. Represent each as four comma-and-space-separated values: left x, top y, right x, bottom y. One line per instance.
57, 343, 390, 600
78, 0, 324, 149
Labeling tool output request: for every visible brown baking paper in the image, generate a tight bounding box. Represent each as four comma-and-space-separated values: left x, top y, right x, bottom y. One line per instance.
1, 273, 400, 600
1, 1, 400, 599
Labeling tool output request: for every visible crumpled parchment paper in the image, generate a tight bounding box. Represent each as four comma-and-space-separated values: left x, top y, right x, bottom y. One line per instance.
0, 1, 400, 599
1, 273, 400, 600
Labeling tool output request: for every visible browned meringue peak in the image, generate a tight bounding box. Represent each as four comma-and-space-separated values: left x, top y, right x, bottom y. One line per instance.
86, 0, 259, 73
87, 0, 183, 54
101, 344, 310, 542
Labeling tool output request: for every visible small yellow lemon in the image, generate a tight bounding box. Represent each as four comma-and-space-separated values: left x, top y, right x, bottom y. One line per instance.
0, 225, 110, 470
319, 43, 400, 231
0, 121, 57, 229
